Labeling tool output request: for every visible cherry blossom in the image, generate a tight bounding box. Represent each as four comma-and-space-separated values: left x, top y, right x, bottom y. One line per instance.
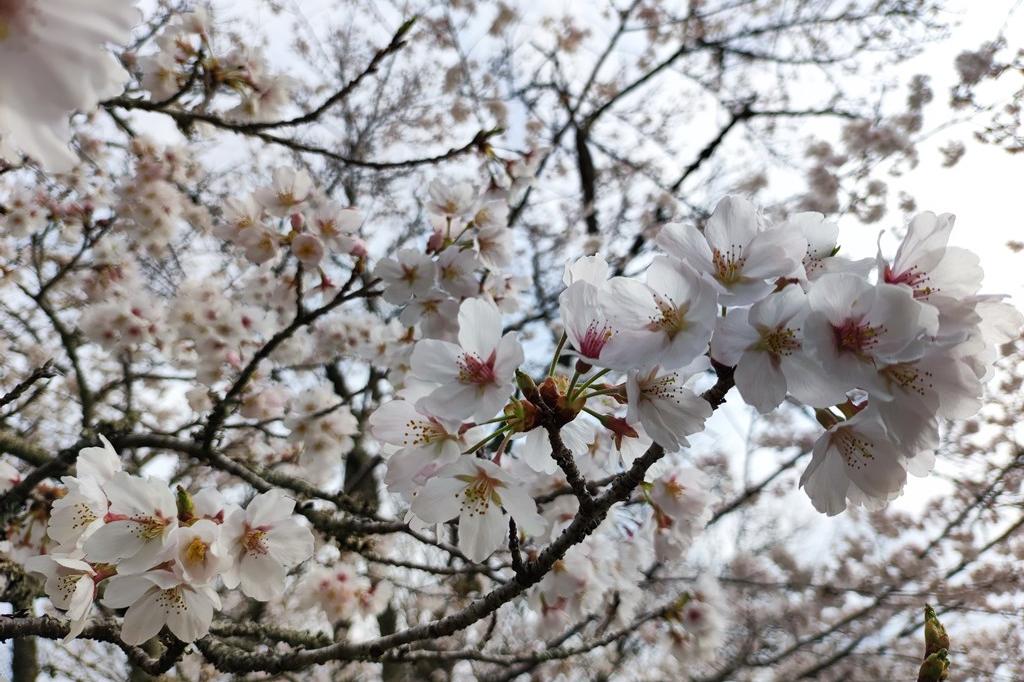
369, 399, 465, 493
0, 0, 138, 170
602, 256, 718, 370
626, 366, 711, 452
517, 419, 592, 475
799, 410, 936, 515
83, 472, 178, 574
221, 489, 315, 600
436, 246, 481, 298
879, 211, 982, 304
23, 554, 98, 641
411, 457, 546, 562
656, 196, 806, 305
101, 567, 221, 645
711, 285, 846, 412
167, 519, 228, 585
426, 178, 477, 221
399, 289, 460, 339
803, 273, 938, 398
784, 211, 873, 282
291, 232, 325, 267
296, 563, 392, 623
0, 459, 19, 491
311, 202, 362, 252
373, 249, 439, 305
255, 167, 313, 217
410, 297, 524, 421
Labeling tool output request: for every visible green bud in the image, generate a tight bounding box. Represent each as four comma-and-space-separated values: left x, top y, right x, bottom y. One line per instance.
923, 604, 950, 657
176, 485, 195, 524
515, 370, 539, 401
917, 649, 949, 682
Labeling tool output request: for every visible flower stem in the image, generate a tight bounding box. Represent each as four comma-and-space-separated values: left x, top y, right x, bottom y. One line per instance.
571, 368, 611, 400
567, 369, 581, 398
475, 414, 510, 427
463, 425, 512, 455
582, 386, 620, 400
548, 332, 568, 376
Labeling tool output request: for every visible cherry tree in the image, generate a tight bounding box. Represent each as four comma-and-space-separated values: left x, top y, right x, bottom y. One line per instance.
0, 1, 1021, 681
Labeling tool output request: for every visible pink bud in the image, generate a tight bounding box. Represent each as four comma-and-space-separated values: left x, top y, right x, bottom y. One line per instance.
426, 229, 445, 253
290, 212, 305, 230
349, 238, 368, 258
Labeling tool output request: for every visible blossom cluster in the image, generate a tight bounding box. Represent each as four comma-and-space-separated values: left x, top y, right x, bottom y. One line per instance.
365, 189, 1017, 586
134, 7, 294, 123
24, 437, 315, 645
216, 167, 366, 269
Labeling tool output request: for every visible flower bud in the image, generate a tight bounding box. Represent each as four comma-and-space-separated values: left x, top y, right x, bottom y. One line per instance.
176, 485, 195, 524
923, 605, 949, 657
515, 370, 538, 398
503, 399, 539, 433
426, 229, 445, 253
595, 413, 639, 449
917, 650, 949, 682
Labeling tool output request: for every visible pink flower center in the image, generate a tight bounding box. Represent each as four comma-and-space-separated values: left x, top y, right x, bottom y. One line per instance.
883, 264, 934, 299
457, 350, 497, 385
832, 317, 885, 356
242, 526, 269, 555
578, 320, 612, 359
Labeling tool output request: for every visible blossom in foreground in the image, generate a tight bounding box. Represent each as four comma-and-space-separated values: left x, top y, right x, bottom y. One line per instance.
872, 349, 983, 446
878, 211, 982, 304
369, 399, 465, 494
411, 297, 524, 421
803, 273, 937, 398
102, 568, 221, 645
558, 255, 625, 368
603, 257, 718, 371
0, 0, 138, 170
83, 472, 178, 574
221, 489, 315, 600
411, 457, 546, 562
711, 286, 845, 412
626, 366, 711, 452
656, 196, 805, 305
23, 554, 98, 641
785, 212, 873, 283
167, 519, 228, 585
48, 435, 123, 551
799, 411, 936, 516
